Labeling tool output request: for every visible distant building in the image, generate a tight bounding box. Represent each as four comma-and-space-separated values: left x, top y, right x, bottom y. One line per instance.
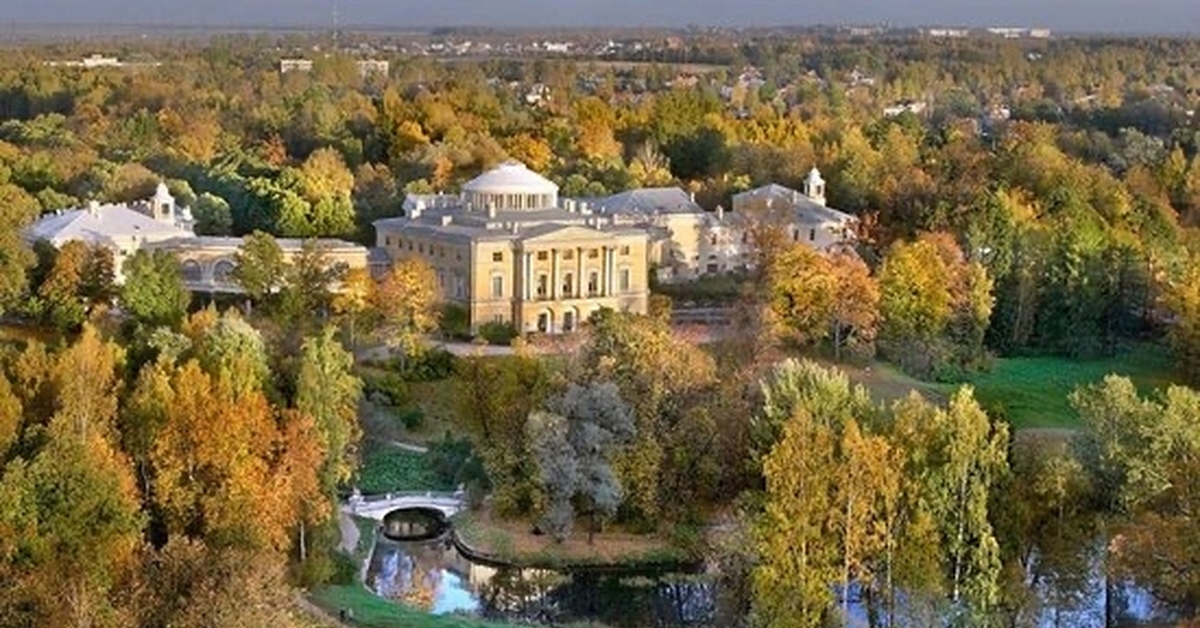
357, 59, 389, 78
925, 28, 971, 38
279, 58, 314, 73
24, 183, 367, 291
884, 101, 928, 117
45, 54, 126, 68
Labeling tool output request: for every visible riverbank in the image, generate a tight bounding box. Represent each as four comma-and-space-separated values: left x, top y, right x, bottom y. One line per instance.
452, 507, 691, 569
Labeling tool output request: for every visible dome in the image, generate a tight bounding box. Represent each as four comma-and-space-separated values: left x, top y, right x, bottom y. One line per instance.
460, 161, 559, 212
463, 161, 558, 195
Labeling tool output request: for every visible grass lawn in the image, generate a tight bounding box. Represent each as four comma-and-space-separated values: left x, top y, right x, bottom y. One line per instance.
811, 344, 1178, 431
356, 446, 450, 494
310, 585, 507, 628
940, 344, 1178, 430
453, 507, 686, 568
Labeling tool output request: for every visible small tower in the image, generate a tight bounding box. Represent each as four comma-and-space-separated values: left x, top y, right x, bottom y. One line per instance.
151, 182, 175, 223
802, 167, 826, 206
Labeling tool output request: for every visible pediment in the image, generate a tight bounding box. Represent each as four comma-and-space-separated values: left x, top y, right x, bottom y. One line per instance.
518, 224, 614, 243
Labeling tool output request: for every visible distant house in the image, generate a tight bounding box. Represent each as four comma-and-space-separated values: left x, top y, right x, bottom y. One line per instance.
357, 59, 389, 78
279, 58, 314, 73
884, 101, 928, 117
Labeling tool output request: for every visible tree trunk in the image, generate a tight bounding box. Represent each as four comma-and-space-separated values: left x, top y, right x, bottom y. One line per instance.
299, 520, 307, 562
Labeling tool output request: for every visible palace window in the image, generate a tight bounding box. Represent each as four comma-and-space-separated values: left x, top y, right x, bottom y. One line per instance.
620, 246, 630, 256
537, 251, 549, 261
536, 274, 549, 299
563, 250, 574, 261
562, 273, 574, 296
587, 272, 599, 296
385, 236, 391, 246
619, 269, 630, 292
492, 251, 503, 262
491, 275, 504, 299
588, 249, 599, 259
809, 229, 816, 242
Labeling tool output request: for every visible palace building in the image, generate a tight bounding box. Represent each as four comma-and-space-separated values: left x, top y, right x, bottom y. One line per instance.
375, 161, 855, 335
374, 161, 652, 335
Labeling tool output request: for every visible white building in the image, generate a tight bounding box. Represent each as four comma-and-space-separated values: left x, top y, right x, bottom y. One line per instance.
280, 58, 314, 73
357, 59, 390, 78
24, 183, 368, 291
24, 184, 193, 282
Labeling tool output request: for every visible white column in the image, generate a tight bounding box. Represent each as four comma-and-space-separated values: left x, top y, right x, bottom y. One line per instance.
576, 247, 583, 299
607, 247, 616, 296
551, 248, 559, 300
523, 252, 532, 300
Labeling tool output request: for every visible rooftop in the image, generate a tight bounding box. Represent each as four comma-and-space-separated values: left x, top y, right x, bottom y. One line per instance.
462, 160, 559, 195
25, 202, 191, 245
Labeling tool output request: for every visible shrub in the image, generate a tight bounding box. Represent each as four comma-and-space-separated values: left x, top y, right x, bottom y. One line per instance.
438, 303, 471, 340
362, 372, 409, 406
398, 407, 424, 430
391, 348, 456, 381
476, 321, 518, 345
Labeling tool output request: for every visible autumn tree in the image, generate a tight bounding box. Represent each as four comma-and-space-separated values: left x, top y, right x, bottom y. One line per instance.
582, 309, 720, 524
878, 233, 993, 379
374, 259, 440, 361
455, 350, 552, 516
331, 267, 378, 351
765, 244, 879, 359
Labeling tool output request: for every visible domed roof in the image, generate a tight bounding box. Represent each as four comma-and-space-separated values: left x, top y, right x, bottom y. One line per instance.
463, 161, 558, 195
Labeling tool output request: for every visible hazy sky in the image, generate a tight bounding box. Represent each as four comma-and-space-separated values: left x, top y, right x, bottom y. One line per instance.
5, 0, 1199, 34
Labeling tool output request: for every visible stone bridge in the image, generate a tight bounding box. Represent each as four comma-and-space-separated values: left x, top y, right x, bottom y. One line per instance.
342, 490, 466, 520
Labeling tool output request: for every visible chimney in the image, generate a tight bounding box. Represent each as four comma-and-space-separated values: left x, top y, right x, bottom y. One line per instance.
716, 205, 725, 221
87, 200, 101, 216
689, 190, 696, 203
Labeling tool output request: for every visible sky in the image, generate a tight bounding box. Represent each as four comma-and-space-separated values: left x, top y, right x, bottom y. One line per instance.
4, 0, 1199, 35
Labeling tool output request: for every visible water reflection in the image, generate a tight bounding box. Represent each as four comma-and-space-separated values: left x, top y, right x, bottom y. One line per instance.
364, 531, 716, 627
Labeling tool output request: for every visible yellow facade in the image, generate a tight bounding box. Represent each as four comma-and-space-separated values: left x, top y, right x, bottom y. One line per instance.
378, 225, 649, 334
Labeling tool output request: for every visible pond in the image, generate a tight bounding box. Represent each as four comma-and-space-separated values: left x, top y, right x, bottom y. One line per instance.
364, 510, 1169, 628
364, 510, 717, 627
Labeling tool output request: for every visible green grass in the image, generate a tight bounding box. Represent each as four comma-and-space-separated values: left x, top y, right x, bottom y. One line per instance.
356, 447, 449, 493
939, 344, 1178, 430
310, 585, 510, 628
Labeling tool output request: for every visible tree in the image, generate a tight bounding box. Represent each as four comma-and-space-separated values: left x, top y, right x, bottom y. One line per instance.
0, 183, 39, 316
828, 251, 880, 361
1164, 253, 1200, 386
295, 326, 362, 498
282, 240, 347, 323
927, 388, 1010, 622
331, 267, 377, 351
192, 192, 233, 236
878, 233, 993, 379
455, 351, 551, 517
231, 231, 286, 305
753, 389, 841, 628
36, 239, 89, 331
1072, 377, 1200, 614
527, 381, 635, 543
120, 249, 191, 328
0, 327, 142, 627
374, 259, 440, 361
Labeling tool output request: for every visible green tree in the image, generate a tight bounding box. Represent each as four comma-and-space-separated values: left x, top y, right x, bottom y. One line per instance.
231, 230, 286, 305
295, 326, 362, 497
120, 249, 191, 328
